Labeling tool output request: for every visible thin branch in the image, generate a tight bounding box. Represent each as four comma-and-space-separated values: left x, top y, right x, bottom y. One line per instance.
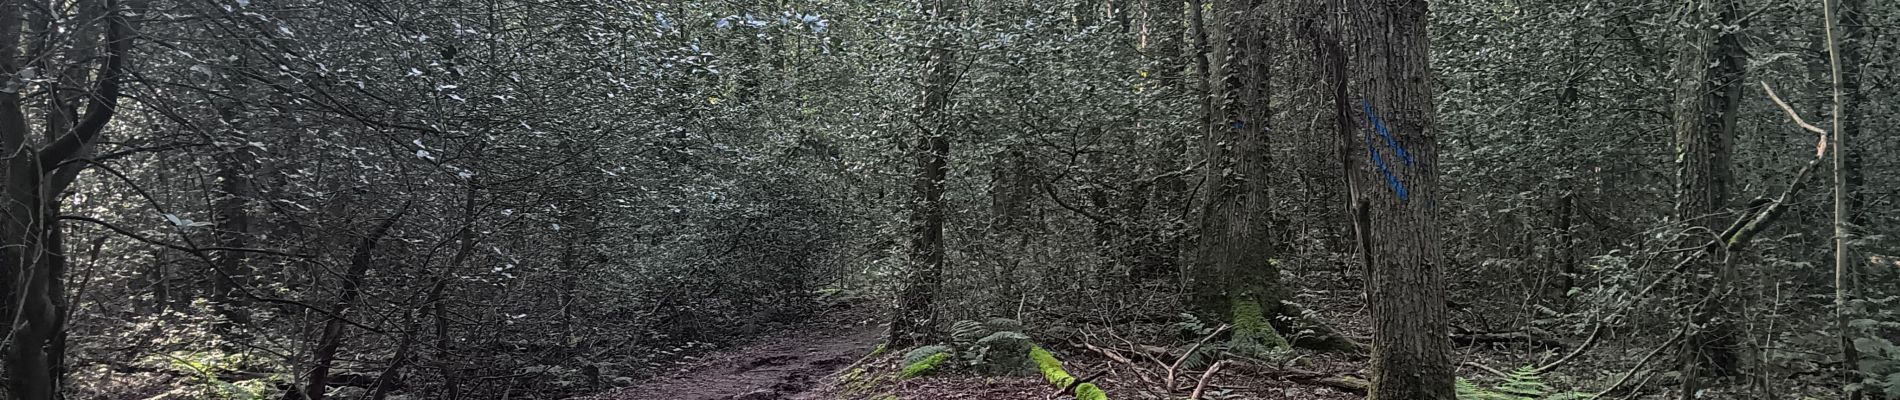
1189, 360, 1227, 400
1760, 81, 1826, 135
1593, 309, 1691, 398
58, 215, 309, 258
1167, 323, 1228, 391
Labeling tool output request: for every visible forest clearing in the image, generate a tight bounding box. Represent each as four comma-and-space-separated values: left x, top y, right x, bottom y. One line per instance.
0, 0, 1896, 399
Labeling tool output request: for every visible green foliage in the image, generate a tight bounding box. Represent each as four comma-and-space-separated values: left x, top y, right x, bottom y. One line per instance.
1851, 295, 1900, 397
968, 331, 1034, 375
1455, 367, 1587, 400
1852, 334, 1900, 397
1226, 298, 1289, 356
158, 351, 278, 400
1176, 312, 1217, 337
951, 320, 990, 348
1171, 313, 1218, 369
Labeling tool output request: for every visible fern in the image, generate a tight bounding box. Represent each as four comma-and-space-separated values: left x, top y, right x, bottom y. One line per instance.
1457, 366, 1589, 400
950, 320, 988, 349
902, 345, 953, 366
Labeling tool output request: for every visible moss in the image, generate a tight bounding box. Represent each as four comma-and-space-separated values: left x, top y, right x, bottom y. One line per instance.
1075, 383, 1107, 400
1030, 345, 1107, 400
1030, 345, 1073, 387
900, 352, 951, 379
902, 345, 953, 366
1227, 297, 1289, 356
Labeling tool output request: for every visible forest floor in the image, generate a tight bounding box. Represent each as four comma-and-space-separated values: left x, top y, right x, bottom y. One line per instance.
577, 306, 885, 400
572, 274, 1539, 400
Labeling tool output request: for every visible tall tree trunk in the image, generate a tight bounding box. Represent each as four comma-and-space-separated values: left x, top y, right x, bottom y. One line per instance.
0, 0, 129, 398
1190, 0, 1292, 353
209, 84, 258, 334
1671, 0, 1746, 384
1822, 0, 1866, 398
889, 0, 957, 348
1335, 0, 1454, 398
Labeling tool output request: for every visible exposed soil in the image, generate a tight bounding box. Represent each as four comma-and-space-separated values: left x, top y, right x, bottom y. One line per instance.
578, 317, 883, 400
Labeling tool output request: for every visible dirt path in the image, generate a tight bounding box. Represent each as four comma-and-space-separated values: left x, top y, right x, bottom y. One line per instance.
579, 321, 883, 400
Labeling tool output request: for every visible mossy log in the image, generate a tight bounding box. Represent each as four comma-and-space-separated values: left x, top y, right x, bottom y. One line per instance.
900, 352, 952, 379
1030, 345, 1107, 400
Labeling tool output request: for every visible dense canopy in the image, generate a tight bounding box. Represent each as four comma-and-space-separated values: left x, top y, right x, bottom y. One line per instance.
0, 0, 1894, 399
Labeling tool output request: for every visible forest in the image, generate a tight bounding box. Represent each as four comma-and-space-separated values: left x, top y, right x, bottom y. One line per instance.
0, 0, 1895, 399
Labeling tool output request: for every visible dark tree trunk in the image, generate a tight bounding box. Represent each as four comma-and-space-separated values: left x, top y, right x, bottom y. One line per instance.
300, 210, 404, 400
890, 0, 958, 348
1190, 0, 1292, 352
1671, 0, 1746, 383
1334, 0, 1454, 398
209, 84, 258, 334
0, 1, 129, 398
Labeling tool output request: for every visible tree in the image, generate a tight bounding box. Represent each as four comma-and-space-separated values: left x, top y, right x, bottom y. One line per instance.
1189, 0, 1294, 353
1335, 0, 1454, 398
890, 0, 959, 347
1822, 0, 1868, 398
0, 0, 131, 398
1671, 0, 1747, 383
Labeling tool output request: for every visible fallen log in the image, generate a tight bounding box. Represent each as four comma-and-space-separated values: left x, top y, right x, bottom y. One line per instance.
1221, 357, 1368, 395
1032, 345, 1109, 400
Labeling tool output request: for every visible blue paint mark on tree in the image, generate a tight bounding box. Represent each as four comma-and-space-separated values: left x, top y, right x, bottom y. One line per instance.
1362, 101, 1413, 165
1361, 100, 1411, 201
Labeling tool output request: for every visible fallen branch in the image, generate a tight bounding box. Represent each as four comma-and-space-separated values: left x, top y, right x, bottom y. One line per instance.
1527, 108, 1827, 375
1082, 342, 1133, 365
1167, 324, 1229, 391
1223, 357, 1369, 395
1081, 341, 1158, 387
1593, 323, 1686, 398
1188, 360, 1227, 400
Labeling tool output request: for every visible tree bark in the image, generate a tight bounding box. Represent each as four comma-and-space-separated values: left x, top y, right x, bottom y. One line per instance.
1822, 0, 1866, 398
1334, 0, 1455, 398
1190, 0, 1295, 353
889, 0, 958, 348
0, 0, 130, 398
1671, 0, 1746, 383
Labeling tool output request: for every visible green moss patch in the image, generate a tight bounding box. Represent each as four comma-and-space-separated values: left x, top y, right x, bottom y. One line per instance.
1227, 298, 1290, 356
900, 352, 951, 379
1029, 345, 1107, 400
